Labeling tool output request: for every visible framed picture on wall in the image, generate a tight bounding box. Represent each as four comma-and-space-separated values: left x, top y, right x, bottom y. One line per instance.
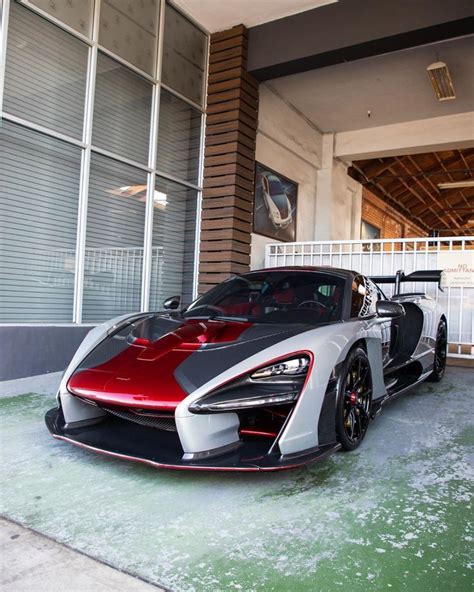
253, 163, 298, 242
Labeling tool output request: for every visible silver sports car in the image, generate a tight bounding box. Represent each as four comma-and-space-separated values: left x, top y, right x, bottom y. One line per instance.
261, 173, 293, 229
45, 267, 447, 472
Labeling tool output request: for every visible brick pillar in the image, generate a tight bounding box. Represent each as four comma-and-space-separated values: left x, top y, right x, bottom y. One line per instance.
198, 25, 259, 294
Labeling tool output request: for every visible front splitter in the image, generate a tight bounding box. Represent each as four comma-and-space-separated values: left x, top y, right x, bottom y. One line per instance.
45, 407, 340, 472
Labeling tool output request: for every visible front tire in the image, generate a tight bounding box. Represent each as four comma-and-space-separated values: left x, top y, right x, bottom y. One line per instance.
336, 347, 372, 451
428, 319, 447, 382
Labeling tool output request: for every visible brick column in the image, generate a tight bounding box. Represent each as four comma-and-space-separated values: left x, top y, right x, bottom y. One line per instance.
198, 25, 259, 294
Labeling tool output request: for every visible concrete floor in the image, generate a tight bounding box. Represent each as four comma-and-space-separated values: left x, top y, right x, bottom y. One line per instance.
0, 368, 472, 592
0, 518, 161, 592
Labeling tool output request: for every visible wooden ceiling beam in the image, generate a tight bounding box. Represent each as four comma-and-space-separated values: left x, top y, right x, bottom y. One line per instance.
352, 149, 474, 238
399, 160, 459, 226
383, 158, 449, 230
351, 162, 430, 232
360, 149, 474, 182
403, 155, 465, 228
432, 152, 471, 212
360, 159, 398, 180
396, 183, 470, 203
410, 194, 473, 217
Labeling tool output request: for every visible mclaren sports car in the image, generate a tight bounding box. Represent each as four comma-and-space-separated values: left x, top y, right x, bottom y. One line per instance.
261, 173, 293, 229
45, 267, 447, 472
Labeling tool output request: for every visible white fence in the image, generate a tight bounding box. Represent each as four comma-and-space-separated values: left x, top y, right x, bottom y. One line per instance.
47, 247, 165, 310
265, 236, 473, 359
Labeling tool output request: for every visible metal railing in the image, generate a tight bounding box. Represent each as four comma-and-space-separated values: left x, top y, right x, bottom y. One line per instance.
46, 246, 165, 311
265, 236, 473, 359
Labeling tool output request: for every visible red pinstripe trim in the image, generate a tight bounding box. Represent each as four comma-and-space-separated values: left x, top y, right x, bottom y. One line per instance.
50, 434, 311, 472
202, 349, 314, 395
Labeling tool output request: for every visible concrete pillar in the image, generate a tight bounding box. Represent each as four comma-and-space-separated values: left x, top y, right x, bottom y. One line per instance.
350, 181, 363, 240
314, 133, 363, 241
314, 133, 335, 240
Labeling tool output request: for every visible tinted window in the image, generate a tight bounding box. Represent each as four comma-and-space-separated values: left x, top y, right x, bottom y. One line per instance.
271, 193, 289, 214
351, 275, 366, 318
184, 271, 346, 325
269, 179, 282, 193
351, 275, 378, 318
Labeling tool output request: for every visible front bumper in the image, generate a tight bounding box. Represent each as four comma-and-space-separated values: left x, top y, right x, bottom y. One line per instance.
45, 406, 340, 472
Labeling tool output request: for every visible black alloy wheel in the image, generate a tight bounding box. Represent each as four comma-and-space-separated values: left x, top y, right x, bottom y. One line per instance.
428, 319, 448, 382
336, 347, 372, 451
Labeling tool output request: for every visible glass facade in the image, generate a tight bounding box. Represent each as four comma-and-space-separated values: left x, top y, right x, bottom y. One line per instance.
161, 3, 207, 105
0, 0, 207, 324
93, 52, 153, 163
0, 121, 82, 322
3, 3, 88, 139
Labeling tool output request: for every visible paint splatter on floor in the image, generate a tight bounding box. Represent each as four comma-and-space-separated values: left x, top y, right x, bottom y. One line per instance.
1, 368, 473, 591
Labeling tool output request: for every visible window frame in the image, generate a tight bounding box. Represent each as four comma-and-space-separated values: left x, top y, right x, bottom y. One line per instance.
0, 0, 210, 324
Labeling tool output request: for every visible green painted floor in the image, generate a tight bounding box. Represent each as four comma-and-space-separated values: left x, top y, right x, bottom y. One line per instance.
1, 368, 473, 592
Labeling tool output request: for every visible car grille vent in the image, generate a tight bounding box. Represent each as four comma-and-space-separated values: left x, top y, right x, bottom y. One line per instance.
104, 407, 177, 432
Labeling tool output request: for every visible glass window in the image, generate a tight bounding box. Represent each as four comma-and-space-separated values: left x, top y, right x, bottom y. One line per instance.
82, 154, 147, 322
0, 122, 81, 322
93, 52, 153, 164
149, 177, 198, 310
28, 0, 94, 37
156, 89, 202, 185
185, 272, 346, 324
351, 275, 378, 318
351, 276, 366, 318
361, 220, 381, 240
161, 4, 207, 105
99, 0, 159, 76
3, 2, 88, 139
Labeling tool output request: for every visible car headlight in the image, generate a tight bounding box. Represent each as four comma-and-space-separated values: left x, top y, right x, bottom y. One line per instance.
251, 356, 309, 379
189, 354, 311, 413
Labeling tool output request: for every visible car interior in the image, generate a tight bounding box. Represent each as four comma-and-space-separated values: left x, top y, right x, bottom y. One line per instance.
185, 272, 347, 324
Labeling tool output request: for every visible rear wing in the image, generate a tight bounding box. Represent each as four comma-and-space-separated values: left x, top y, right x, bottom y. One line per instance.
369, 270, 443, 293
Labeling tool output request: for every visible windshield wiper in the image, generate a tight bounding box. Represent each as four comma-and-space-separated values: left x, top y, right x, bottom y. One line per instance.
209, 315, 249, 322
181, 314, 249, 322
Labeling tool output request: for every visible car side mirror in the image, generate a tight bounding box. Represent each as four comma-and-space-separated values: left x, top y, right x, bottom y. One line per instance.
376, 300, 405, 319
163, 295, 181, 310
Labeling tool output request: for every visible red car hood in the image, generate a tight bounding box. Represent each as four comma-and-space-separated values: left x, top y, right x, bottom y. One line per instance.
68, 315, 311, 411
67, 318, 256, 411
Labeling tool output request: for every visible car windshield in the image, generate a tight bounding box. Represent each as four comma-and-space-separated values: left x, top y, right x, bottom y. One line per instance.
270, 192, 289, 215
183, 271, 346, 325
269, 179, 283, 193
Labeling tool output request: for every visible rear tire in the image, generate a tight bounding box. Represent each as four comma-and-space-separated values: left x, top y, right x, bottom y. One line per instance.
428, 319, 447, 382
336, 347, 372, 451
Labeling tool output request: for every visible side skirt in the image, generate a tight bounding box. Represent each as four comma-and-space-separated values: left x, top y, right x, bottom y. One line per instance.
371, 369, 432, 417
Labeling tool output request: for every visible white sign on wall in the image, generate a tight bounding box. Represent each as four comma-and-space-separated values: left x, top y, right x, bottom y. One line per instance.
439, 250, 474, 288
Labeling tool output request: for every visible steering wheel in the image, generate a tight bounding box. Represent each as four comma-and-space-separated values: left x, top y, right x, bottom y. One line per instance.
297, 300, 328, 311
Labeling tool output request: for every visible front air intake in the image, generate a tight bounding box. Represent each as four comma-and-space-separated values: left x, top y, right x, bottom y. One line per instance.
103, 407, 177, 432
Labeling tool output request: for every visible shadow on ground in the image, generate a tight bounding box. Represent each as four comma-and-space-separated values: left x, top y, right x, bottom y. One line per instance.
1, 368, 473, 591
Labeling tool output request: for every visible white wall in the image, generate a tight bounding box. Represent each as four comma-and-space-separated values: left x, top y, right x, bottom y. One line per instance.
331, 158, 362, 241
250, 94, 473, 271
334, 111, 474, 160
251, 84, 321, 269
251, 84, 363, 269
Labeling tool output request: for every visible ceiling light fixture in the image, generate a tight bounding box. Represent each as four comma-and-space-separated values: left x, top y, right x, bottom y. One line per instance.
437, 180, 474, 190
427, 61, 456, 101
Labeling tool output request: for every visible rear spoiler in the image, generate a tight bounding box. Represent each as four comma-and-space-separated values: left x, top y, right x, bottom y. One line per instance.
369, 270, 444, 293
